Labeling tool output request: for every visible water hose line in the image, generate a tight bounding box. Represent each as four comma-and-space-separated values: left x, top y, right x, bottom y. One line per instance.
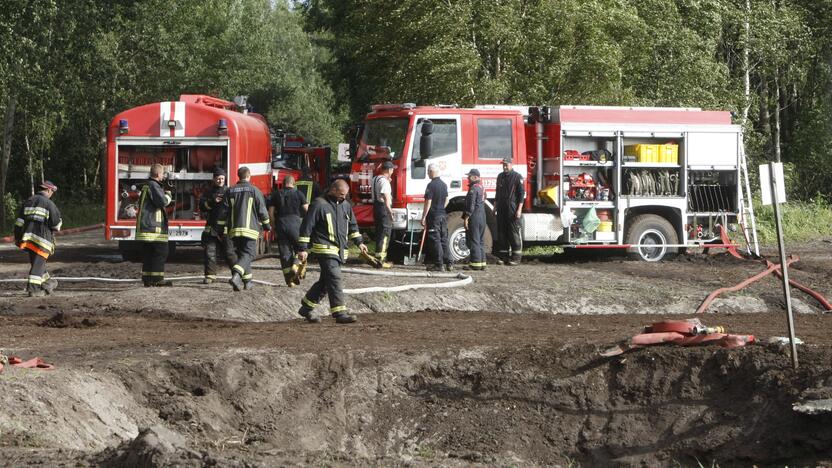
0, 267, 473, 295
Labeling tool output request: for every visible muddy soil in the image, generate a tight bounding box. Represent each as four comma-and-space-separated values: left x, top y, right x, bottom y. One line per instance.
1, 231, 831, 466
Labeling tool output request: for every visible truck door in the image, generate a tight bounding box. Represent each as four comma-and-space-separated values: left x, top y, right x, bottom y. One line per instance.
408, 115, 462, 198
471, 116, 516, 197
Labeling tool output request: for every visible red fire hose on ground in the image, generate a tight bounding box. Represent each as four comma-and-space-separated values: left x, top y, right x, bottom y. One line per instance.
696, 254, 832, 313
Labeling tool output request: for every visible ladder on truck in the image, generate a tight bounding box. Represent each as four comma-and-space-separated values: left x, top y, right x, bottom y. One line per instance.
737, 139, 760, 257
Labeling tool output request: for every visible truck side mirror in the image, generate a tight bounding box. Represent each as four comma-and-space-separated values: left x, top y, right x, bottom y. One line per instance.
417, 119, 433, 165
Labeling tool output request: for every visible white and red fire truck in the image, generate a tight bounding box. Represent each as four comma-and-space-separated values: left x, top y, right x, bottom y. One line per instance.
349, 104, 757, 262
105, 94, 329, 260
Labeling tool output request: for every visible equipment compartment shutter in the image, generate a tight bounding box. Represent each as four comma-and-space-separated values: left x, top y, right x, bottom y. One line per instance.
687, 132, 739, 167
562, 130, 616, 138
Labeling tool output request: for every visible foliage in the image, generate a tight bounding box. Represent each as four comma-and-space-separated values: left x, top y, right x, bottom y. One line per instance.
754, 198, 832, 245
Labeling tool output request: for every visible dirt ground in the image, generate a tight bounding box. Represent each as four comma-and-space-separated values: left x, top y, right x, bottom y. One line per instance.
1, 230, 831, 466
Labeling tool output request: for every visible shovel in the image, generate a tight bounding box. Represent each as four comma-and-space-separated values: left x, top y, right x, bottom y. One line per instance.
416, 228, 427, 264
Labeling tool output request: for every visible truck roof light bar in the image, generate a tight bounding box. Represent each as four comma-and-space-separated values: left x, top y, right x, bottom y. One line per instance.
371, 103, 416, 112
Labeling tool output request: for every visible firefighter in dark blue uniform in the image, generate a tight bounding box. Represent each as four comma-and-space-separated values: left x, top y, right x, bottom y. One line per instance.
14, 180, 62, 297
420, 163, 452, 271
135, 164, 174, 286
296, 179, 367, 324
225, 166, 270, 291
269, 174, 308, 286
199, 167, 237, 284
462, 169, 487, 270
494, 158, 525, 265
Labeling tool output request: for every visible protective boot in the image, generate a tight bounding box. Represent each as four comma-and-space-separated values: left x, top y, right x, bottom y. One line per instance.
229, 272, 243, 291
152, 280, 173, 287
28, 289, 46, 298
43, 279, 58, 295
244, 281, 254, 290
203, 277, 214, 285
333, 312, 357, 324
298, 307, 321, 323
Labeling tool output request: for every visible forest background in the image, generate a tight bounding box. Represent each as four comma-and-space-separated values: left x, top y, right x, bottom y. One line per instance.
1, 0, 830, 239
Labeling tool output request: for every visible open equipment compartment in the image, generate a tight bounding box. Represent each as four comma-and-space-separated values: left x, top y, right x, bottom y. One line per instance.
116, 144, 228, 222
559, 131, 617, 243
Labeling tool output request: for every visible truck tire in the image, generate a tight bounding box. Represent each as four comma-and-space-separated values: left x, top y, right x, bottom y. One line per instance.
118, 240, 142, 263
446, 211, 493, 263
625, 214, 678, 262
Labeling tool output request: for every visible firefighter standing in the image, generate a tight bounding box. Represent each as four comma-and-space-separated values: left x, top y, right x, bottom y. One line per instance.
420, 163, 452, 271
295, 167, 322, 206
371, 161, 395, 268
225, 166, 271, 291
462, 169, 486, 271
199, 167, 237, 284
14, 180, 62, 297
269, 174, 308, 286
296, 179, 367, 324
494, 158, 525, 265
136, 164, 174, 286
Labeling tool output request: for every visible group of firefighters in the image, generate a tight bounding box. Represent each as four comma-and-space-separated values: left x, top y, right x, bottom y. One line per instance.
13, 158, 526, 324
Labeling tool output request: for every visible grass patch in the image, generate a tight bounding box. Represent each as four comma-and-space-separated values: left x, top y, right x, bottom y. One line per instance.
752, 198, 832, 246
1, 199, 103, 237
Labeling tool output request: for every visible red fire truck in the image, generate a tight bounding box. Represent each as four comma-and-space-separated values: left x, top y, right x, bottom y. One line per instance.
349, 104, 757, 262
105, 94, 329, 260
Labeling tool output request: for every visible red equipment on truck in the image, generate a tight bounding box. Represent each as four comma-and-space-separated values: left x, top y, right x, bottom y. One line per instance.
105, 94, 329, 261
349, 104, 758, 262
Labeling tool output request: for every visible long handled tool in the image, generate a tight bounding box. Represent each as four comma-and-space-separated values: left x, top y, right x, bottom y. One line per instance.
416, 228, 428, 264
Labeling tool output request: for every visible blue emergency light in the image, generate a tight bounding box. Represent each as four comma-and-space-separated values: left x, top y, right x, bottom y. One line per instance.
118, 119, 129, 135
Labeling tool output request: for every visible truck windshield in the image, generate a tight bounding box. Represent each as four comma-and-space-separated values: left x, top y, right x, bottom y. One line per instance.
356, 118, 409, 161
115, 144, 227, 222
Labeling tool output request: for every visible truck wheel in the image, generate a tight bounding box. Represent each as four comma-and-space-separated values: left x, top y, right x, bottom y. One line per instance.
625, 214, 678, 262
446, 212, 493, 262
118, 241, 142, 263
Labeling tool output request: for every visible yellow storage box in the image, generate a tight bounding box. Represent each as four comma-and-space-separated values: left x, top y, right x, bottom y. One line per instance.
597, 221, 613, 232
659, 144, 679, 164
624, 144, 659, 163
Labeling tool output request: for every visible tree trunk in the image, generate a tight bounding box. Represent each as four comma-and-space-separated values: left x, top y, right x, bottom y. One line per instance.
1, 92, 18, 230
759, 76, 770, 136
742, 0, 751, 125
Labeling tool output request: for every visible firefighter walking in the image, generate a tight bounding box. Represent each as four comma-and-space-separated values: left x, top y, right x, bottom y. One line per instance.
269, 174, 308, 286
199, 167, 237, 284
14, 180, 62, 297
462, 169, 486, 271
225, 166, 271, 291
495, 158, 525, 265
420, 164, 452, 271
296, 179, 368, 324
136, 164, 174, 286
371, 161, 395, 268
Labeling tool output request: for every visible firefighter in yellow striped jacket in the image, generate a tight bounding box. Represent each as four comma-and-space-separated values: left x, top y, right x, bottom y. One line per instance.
296, 179, 367, 324
136, 163, 174, 286
14, 180, 62, 297
224, 166, 270, 291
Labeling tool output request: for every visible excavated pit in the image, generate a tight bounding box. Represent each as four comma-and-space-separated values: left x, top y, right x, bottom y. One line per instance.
3, 341, 831, 467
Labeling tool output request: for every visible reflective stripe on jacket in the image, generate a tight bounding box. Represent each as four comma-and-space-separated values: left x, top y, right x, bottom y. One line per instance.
225, 180, 270, 240
135, 179, 171, 242
297, 195, 362, 263
15, 192, 62, 256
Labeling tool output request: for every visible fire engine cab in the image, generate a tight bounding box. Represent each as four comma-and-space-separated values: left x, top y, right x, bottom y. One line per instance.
105, 94, 329, 261
349, 104, 757, 262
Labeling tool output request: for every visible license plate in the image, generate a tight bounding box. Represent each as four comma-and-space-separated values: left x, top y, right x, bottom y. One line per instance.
169, 228, 189, 238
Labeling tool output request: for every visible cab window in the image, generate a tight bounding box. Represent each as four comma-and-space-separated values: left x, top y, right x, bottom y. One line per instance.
411, 118, 458, 179
477, 118, 513, 160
